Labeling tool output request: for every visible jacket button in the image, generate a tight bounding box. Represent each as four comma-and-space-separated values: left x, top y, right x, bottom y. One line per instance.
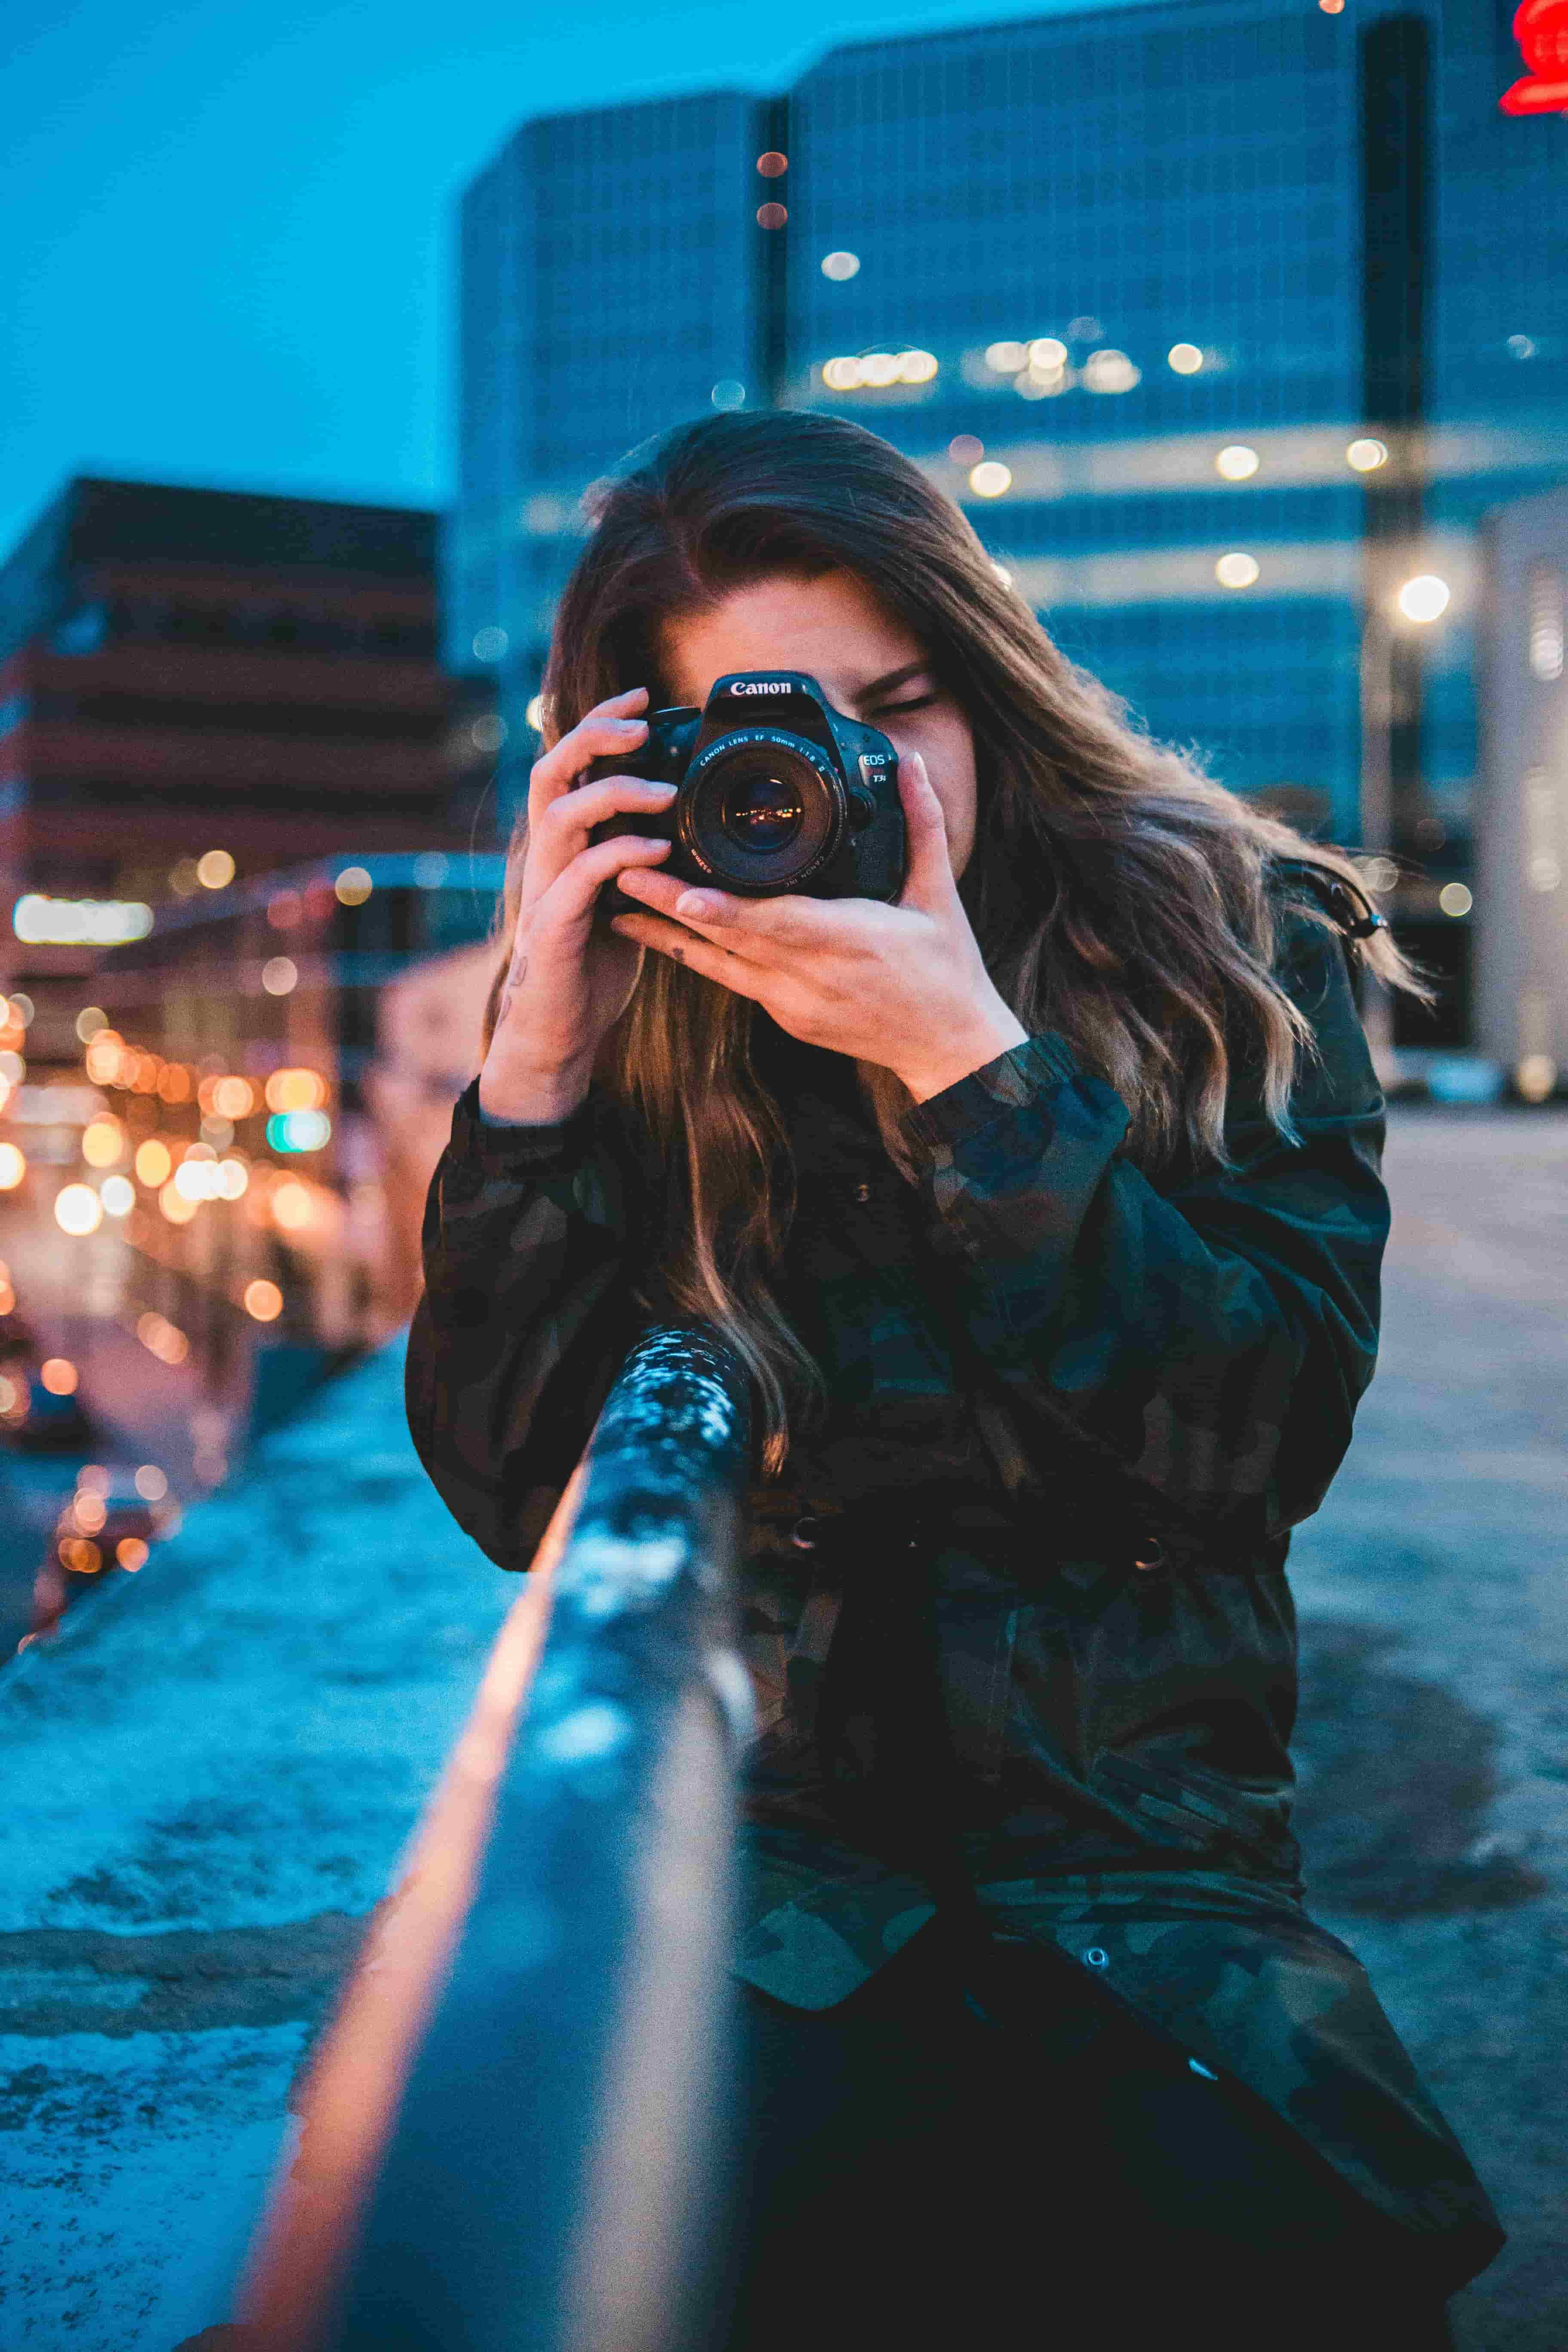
1082, 1947, 1109, 1970
1132, 1537, 1167, 1573
790, 1516, 821, 1551
852, 1182, 872, 1203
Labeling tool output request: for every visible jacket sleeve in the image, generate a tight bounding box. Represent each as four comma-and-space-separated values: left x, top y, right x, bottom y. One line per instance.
899, 913, 1388, 1550
404, 1077, 665, 1569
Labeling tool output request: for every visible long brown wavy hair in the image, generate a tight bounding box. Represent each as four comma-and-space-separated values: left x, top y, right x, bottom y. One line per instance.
484, 410, 1419, 1474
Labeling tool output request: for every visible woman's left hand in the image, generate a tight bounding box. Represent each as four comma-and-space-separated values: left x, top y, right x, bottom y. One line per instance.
609, 750, 1028, 1103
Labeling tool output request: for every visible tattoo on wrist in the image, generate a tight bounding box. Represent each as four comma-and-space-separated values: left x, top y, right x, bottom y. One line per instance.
497, 950, 527, 1025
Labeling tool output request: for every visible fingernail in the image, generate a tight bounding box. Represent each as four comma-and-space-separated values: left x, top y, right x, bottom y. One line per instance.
646, 779, 677, 795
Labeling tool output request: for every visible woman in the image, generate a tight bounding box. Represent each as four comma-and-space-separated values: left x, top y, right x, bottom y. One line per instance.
406, 412, 1501, 2347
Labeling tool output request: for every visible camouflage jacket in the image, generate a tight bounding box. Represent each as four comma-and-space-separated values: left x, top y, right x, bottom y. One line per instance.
406, 889, 1502, 2291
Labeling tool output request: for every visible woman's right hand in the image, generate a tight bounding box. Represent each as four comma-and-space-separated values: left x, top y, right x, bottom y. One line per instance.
478, 686, 676, 1124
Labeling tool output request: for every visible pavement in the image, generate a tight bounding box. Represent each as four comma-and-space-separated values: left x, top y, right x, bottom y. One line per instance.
1282, 1105, 1568, 2349
0, 1102, 1563, 2348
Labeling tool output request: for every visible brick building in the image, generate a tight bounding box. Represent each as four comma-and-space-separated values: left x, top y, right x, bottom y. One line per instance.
0, 478, 497, 989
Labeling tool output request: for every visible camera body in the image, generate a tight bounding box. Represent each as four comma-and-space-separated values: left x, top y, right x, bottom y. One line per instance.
588, 671, 906, 920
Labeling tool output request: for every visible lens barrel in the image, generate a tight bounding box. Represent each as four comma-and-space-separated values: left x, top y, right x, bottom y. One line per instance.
680, 729, 843, 892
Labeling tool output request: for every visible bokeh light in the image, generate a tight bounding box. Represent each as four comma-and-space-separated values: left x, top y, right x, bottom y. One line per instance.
100, 1174, 135, 1216
245, 1279, 284, 1322
136, 1313, 188, 1366
1347, 437, 1388, 472
174, 1152, 220, 1201
0, 1144, 23, 1191
1216, 552, 1261, 588
40, 1359, 79, 1395
334, 866, 373, 906
135, 1464, 169, 1500
1215, 445, 1260, 481
820, 251, 860, 280
1081, 348, 1140, 393
211, 1075, 255, 1119
969, 461, 1012, 499
117, 1538, 150, 1571
1396, 574, 1450, 622
158, 1178, 199, 1225
197, 848, 236, 889
267, 1108, 331, 1152
135, 1139, 173, 1188
271, 1179, 315, 1231
54, 1184, 103, 1236
84, 1030, 125, 1084
261, 956, 298, 996
1167, 342, 1204, 374
75, 1005, 108, 1042
81, 1118, 124, 1167
1439, 882, 1474, 918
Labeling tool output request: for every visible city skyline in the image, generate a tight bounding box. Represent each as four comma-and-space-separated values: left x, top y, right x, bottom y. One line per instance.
1, 0, 1142, 562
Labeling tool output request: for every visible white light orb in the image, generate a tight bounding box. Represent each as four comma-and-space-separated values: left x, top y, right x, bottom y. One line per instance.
55, 1182, 103, 1236
1396, 575, 1450, 623
968, 461, 1013, 499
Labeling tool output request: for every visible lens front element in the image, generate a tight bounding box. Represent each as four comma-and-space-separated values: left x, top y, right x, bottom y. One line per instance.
719, 763, 805, 854
683, 729, 841, 892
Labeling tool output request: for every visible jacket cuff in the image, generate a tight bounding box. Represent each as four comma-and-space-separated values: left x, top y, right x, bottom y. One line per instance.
900, 1032, 1081, 1157
451, 1073, 597, 1173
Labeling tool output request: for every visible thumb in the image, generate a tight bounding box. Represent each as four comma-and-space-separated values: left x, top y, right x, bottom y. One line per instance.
895, 751, 957, 910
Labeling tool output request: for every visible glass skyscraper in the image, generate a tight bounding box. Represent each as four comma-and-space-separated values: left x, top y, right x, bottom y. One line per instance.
451, 0, 1568, 1041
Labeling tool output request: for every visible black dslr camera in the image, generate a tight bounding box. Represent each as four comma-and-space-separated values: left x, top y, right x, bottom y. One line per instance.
588, 671, 906, 921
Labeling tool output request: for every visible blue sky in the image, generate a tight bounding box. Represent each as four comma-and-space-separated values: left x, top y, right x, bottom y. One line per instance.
1, 0, 1133, 558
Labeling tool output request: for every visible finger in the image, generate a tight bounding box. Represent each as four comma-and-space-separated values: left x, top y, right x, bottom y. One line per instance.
609, 912, 768, 1001
895, 751, 957, 911
529, 775, 677, 893
613, 870, 824, 955
528, 691, 649, 809
537, 833, 672, 932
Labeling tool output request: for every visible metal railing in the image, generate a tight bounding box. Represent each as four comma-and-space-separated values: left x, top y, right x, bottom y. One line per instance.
234, 1323, 754, 2352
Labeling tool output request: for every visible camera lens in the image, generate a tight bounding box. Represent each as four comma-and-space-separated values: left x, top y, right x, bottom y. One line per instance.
682, 731, 842, 892
719, 764, 804, 853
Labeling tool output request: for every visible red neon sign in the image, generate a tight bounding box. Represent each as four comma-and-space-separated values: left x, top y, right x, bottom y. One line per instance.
1500, 0, 1568, 113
